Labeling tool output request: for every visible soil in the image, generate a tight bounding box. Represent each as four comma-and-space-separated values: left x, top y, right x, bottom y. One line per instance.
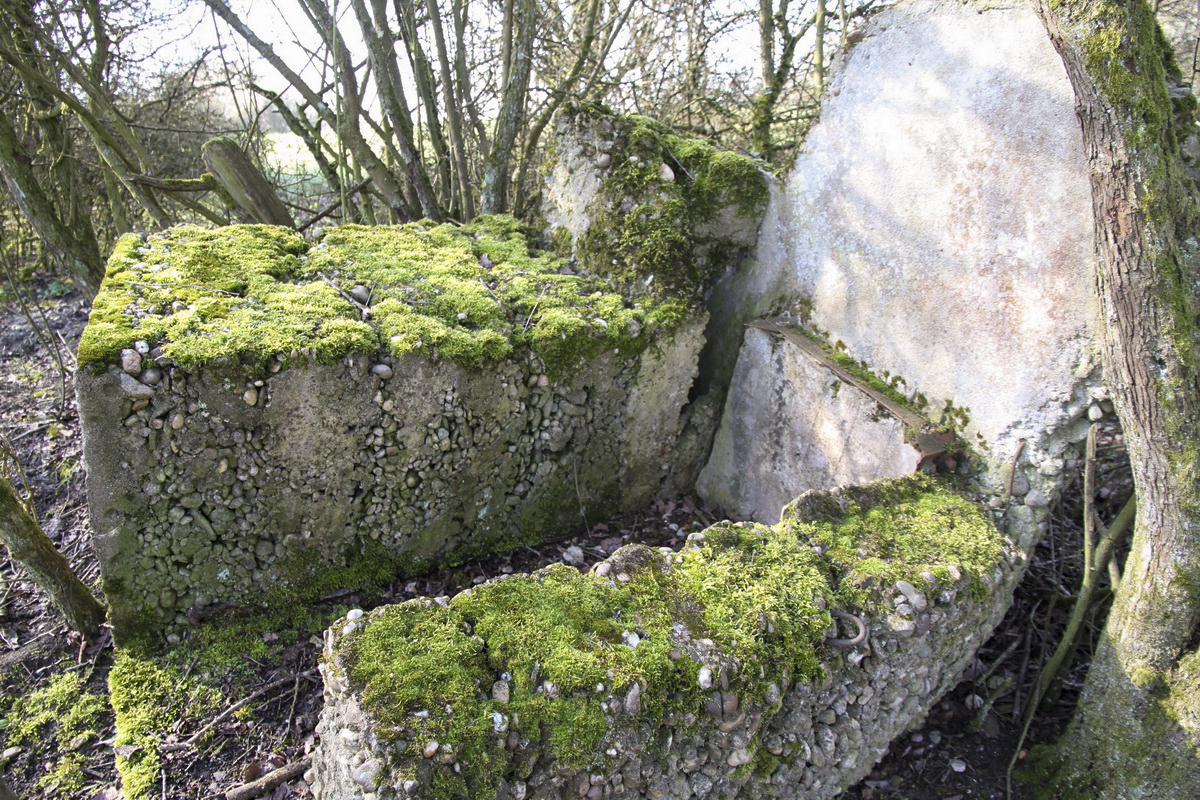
0, 282, 1128, 800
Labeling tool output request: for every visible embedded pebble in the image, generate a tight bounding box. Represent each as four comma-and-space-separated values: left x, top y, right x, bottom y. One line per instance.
623, 683, 641, 715
698, 666, 713, 689
492, 680, 510, 703
563, 545, 585, 565
596, 152, 612, 169
121, 349, 143, 375
134, 340, 151, 355
351, 284, 372, 304
243, 388, 259, 406
659, 162, 675, 182
1024, 489, 1049, 508
422, 741, 439, 758
895, 580, 928, 611
950, 758, 967, 773
346, 608, 364, 621
118, 373, 155, 398
372, 364, 394, 379
1087, 403, 1104, 421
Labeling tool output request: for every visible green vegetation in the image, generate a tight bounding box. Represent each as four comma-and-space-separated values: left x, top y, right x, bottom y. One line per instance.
561, 105, 771, 300
77, 216, 693, 380
782, 475, 1007, 606
1, 671, 108, 795
336, 474, 1005, 797
108, 597, 346, 799
109, 650, 220, 799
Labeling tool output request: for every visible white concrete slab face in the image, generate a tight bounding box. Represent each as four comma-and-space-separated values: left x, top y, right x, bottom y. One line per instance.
699, 328, 921, 522
705, 0, 1101, 520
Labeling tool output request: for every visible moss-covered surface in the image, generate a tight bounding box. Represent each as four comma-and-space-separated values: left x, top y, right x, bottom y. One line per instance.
781, 475, 1006, 607
554, 104, 771, 300
1, 670, 108, 795
78, 216, 691, 380
108, 600, 347, 799
334, 474, 1006, 797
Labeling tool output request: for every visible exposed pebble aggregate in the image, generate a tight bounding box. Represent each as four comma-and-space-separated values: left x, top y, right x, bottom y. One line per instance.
309, 483, 1027, 800
78, 317, 706, 638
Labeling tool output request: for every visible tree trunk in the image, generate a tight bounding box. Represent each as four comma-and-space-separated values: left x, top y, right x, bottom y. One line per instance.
202, 138, 294, 227
482, 0, 536, 214
0, 477, 106, 639
1034, 0, 1200, 795
0, 111, 104, 296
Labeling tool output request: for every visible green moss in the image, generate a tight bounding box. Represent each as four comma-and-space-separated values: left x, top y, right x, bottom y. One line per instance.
80, 219, 690, 381
3, 671, 108, 795
561, 106, 770, 300
109, 649, 222, 800
338, 474, 1003, 796
782, 474, 1006, 607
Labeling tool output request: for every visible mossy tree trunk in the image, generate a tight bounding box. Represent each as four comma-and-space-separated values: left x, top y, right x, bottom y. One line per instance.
1035, 0, 1200, 796
0, 476, 107, 639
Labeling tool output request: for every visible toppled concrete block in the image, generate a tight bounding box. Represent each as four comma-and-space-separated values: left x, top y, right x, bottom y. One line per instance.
76, 218, 705, 640
311, 475, 1021, 800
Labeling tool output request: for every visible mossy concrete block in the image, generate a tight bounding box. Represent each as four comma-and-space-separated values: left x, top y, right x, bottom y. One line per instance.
543, 105, 772, 435
699, 327, 922, 522
76, 220, 706, 641
310, 475, 1022, 800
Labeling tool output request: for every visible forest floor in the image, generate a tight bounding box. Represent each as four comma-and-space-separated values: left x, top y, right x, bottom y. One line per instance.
0, 283, 1128, 800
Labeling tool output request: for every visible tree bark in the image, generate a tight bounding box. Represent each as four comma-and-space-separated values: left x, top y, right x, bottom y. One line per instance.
1035, 0, 1200, 795
202, 138, 294, 227
0, 111, 105, 296
0, 477, 106, 639
482, 0, 536, 214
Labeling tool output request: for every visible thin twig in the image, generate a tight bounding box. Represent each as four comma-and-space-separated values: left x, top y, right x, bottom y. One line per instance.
127, 282, 242, 296
523, 286, 548, 332
317, 271, 370, 320
480, 278, 507, 314
160, 671, 316, 752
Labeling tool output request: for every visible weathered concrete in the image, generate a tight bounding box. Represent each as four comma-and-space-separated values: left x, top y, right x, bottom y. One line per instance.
701, 0, 1104, 524
310, 476, 1022, 800
77, 223, 707, 641
699, 327, 921, 522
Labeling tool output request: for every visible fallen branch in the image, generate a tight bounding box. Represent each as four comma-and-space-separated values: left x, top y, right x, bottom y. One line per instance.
1005, 424, 1135, 797
224, 757, 311, 800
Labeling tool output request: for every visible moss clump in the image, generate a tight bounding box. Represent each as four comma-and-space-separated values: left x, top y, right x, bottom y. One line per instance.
2, 671, 108, 795
560, 106, 771, 300
337, 474, 1002, 797
781, 474, 1007, 607
342, 531, 831, 796
308, 219, 685, 377
79, 225, 362, 370
79, 217, 689, 380
109, 649, 223, 799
